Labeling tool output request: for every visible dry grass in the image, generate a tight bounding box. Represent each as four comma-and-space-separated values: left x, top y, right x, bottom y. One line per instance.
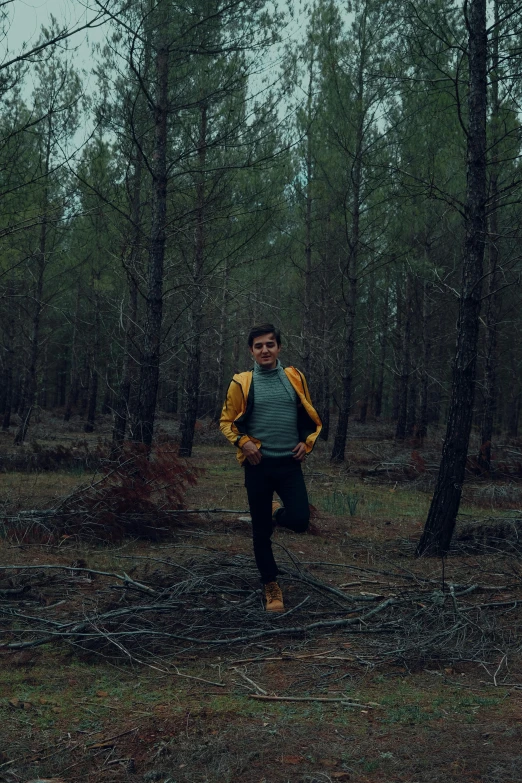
1, 421, 522, 782
0, 470, 86, 512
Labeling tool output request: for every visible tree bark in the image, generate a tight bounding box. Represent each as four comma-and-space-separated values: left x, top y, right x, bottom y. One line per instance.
507, 390, 520, 437
113, 151, 142, 444
15, 114, 52, 445
64, 286, 81, 422
374, 272, 389, 419
477, 211, 499, 471
101, 371, 112, 415
301, 49, 314, 381
477, 0, 500, 473
318, 276, 331, 441
134, 37, 169, 447
330, 16, 366, 462
406, 375, 417, 437
84, 287, 100, 434
418, 280, 432, 441
179, 102, 208, 457
83, 367, 98, 433
359, 277, 375, 424
417, 0, 487, 556
2, 276, 15, 431
55, 357, 67, 408
212, 258, 229, 423
395, 273, 411, 440
331, 270, 357, 461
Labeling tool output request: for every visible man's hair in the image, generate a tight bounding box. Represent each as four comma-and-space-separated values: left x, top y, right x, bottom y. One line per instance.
248, 323, 281, 348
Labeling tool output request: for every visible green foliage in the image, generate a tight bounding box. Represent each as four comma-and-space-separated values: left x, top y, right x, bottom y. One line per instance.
317, 489, 360, 516
0, 0, 522, 465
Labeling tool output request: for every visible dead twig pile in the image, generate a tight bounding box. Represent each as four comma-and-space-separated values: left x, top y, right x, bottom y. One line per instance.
1, 549, 521, 670
1, 441, 199, 544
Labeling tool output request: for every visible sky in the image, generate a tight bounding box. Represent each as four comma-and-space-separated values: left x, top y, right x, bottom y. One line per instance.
4, 0, 106, 81
2, 0, 309, 122
6, 0, 105, 49
4, 0, 306, 63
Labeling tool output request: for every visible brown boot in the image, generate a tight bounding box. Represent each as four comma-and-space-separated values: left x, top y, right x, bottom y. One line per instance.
264, 581, 284, 612
272, 500, 282, 523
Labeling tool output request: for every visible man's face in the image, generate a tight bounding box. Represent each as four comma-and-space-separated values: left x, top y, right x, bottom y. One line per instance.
250, 332, 281, 369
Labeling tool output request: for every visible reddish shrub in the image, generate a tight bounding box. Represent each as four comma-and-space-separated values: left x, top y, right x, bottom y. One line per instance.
7, 441, 199, 544
410, 450, 426, 474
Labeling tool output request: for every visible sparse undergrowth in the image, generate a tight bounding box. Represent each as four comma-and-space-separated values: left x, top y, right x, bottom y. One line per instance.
2, 438, 198, 544
1, 423, 522, 782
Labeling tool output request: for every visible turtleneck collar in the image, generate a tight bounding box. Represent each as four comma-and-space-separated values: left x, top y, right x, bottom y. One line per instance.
254, 358, 282, 374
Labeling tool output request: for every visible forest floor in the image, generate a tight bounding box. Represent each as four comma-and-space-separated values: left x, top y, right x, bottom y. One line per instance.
1, 414, 522, 783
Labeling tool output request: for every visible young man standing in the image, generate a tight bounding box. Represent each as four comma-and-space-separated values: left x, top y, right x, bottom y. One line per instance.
220, 324, 322, 612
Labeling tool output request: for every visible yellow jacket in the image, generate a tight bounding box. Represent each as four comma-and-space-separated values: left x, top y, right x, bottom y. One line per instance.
219, 366, 322, 464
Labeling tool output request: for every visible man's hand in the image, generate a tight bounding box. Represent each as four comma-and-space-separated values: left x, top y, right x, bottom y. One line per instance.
292, 442, 307, 462
241, 439, 262, 465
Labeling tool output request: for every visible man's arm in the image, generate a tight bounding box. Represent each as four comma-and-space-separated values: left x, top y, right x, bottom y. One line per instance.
219, 381, 244, 447
219, 380, 261, 463
292, 442, 307, 462
241, 440, 262, 465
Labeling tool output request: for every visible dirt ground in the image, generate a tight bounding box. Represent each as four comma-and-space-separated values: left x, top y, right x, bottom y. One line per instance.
1, 418, 522, 783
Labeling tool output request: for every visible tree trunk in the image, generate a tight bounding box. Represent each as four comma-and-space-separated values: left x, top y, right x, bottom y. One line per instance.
406, 375, 417, 437
180, 102, 208, 457
14, 116, 51, 445
374, 273, 389, 418
1, 359, 13, 431
477, 0, 500, 474
2, 276, 15, 431
113, 154, 142, 444
212, 258, 229, 422
319, 364, 330, 441
12, 374, 22, 417
331, 271, 357, 461
418, 280, 432, 441
395, 274, 411, 440
507, 392, 520, 437
417, 0, 487, 556
477, 214, 499, 471
506, 345, 519, 437
302, 50, 314, 381
84, 368, 98, 433
39, 341, 49, 410
359, 277, 375, 424
134, 38, 169, 447
55, 358, 67, 408
84, 288, 100, 434
101, 373, 112, 415
232, 310, 240, 372
330, 25, 365, 462
64, 285, 81, 422
318, 277, 331, 441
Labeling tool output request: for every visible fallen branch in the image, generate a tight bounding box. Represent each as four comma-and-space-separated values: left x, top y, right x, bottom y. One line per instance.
1, 551, 521, 667
85, 727, 139, 748
280, 565, 379, 604
0, 564, 156, 594
249, 694, 377, 708
167, 508, 249, 514
172, 665, 225, 688
231, 668, 267, 694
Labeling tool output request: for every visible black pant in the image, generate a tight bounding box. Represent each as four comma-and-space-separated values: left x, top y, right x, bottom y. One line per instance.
244, 457, 310, 584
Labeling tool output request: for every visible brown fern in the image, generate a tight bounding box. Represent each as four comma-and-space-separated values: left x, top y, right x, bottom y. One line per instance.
7, 440, 199, 544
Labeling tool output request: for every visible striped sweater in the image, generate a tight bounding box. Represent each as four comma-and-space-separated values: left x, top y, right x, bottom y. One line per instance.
247, 360, 299, 458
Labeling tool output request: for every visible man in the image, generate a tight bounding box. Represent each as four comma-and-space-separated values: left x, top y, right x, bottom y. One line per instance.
219, 323, 322, 612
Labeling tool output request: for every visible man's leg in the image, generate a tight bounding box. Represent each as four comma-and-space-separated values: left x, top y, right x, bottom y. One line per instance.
244, 462, 278, 583
273, 459, 310, 533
